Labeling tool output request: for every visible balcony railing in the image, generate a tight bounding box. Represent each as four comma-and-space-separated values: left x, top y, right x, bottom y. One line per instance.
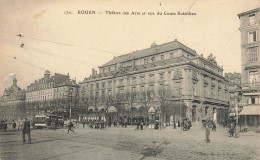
242, 82, 260, 90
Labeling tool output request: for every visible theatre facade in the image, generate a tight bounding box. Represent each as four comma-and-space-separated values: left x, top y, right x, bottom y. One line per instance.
79, 40, 229, 125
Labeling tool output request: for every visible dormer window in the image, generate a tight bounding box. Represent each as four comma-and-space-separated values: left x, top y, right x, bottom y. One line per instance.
249, 14, 255, 25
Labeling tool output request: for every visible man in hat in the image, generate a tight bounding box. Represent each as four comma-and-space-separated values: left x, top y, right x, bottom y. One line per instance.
22, 118, 31, 144
205, 122, 210, 143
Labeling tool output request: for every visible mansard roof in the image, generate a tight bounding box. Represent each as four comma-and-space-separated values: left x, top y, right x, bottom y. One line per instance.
100, 40, 197, 67
237, 7, 260, 18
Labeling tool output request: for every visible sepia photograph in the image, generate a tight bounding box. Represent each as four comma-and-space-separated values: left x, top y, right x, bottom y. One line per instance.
0, 0, 260, 159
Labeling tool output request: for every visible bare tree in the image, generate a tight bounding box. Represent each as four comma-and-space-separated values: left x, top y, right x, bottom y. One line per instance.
81, 96, 90, 120
90, 94, 99, 119
157, 88, 172, 127
123, 91, 136, 126
100, 94, 114, 121
137, 90, 154, 125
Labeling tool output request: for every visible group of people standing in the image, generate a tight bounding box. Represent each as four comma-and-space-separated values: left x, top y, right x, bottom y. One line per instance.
0, 120, 20, 132
228, 122, 240, 138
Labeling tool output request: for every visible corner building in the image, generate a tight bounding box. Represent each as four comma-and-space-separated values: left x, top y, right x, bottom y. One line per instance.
26, 70, 79, 119
238, 8, 260, 127
79, 40, 229, 125
0, 78, 26, 120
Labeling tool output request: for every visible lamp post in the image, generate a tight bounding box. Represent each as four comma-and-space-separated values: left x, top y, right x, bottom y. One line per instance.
69, 87, 73, 122
179, 88, 182, 122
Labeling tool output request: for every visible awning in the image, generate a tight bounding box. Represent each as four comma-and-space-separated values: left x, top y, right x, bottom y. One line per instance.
148, 106, 156, 113
108, 106, 117, 113
239, 105, 260, 115
88, 106, 95, 111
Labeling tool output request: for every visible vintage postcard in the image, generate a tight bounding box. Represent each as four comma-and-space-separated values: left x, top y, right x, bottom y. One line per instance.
0, 0, 259, 159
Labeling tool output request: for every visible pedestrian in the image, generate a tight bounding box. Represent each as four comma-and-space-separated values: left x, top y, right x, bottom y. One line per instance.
67, 121, 74, 134
18, 120, 21, 131
229, 122, 234, 137
140, 120, 143, 130
54, 120, 58, 131
124, 120, 127, 128
212, 122, 216, 131
235, 123, 239, 138
22, 118, 31, 144
136, 121, 140, 130
205, 123, 210, 143
173, 120, 176, 129
51, 120, 56, 131
4, 121, 7, 132
83, 121, 86, 128
12, 120, 16, 131
177, 120, 180, 127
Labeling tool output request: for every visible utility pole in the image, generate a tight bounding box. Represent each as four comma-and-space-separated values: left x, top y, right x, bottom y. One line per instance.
69, 87, 73, 122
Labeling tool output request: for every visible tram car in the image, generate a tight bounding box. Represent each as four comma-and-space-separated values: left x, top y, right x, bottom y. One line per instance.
33, 114, 63, 129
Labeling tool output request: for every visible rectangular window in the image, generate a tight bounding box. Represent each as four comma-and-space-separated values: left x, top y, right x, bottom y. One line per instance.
150, 75, 154, 81
160, 73, 164, 80
161, 55, 164, 60
249, 14, 255, 25
141, 76, 145, 82
151, 57, 155, 63
120, 79, 123, 85
248, 31, 257, 43
249, 71, 259, 86
144, 58, 147, 64
170, 52, 173, 58
248, 47, 259, 62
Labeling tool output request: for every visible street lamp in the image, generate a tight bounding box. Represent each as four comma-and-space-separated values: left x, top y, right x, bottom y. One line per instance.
69, 87, 73, 121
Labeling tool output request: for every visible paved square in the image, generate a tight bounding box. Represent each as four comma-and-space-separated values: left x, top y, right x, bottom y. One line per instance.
0, 124, 260, 160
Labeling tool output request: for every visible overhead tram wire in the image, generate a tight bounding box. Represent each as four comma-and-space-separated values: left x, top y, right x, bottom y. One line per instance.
3, 40, 98, 67
2, 54, 46, 71
0, 30, 122, 56
156, 0, 197, 53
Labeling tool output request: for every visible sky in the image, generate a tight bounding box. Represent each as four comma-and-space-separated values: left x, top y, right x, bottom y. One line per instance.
0, 0, 258, 94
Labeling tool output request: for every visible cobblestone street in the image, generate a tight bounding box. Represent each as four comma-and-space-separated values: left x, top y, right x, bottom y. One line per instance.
0, 124, 260, 160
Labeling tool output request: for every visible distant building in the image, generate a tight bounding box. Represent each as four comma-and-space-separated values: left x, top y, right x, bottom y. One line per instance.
79, 40, 229, 125
238, 8, 260, 127
225, 72, 242, 114
0, 78, 26, 120
25, 70, 79, 119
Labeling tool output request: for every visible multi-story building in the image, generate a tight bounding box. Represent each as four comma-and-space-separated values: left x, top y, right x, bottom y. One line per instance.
238, 8, 260, 127
79, 40, 229, 125
26, 70, 79, 118
225, 72, 242, 115
0, 78, 26, 120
